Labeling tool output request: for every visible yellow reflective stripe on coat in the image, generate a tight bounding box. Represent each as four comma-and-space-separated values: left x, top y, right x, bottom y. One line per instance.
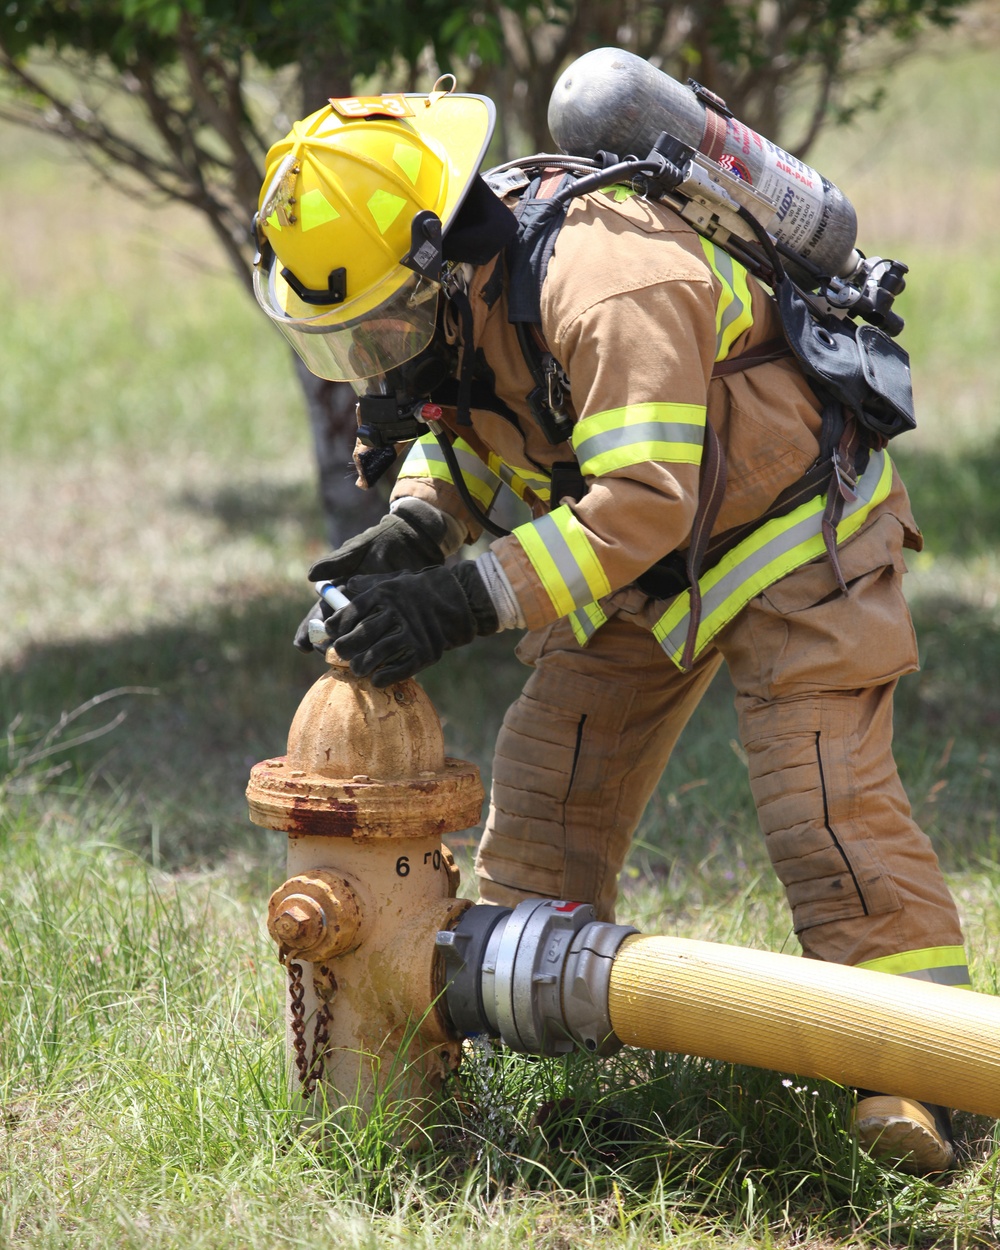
569, 600, 609, 646
513, 505, 612, 618
571, 402, 706, 476
700, 238, 754, 361
653, 450, 893, 668
486, 451, 552, 503
857, 945, 972, 989
396, 434, 501, 511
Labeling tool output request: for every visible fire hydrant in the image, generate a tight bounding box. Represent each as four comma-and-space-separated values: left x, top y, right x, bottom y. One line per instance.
247, 649, 483, 1114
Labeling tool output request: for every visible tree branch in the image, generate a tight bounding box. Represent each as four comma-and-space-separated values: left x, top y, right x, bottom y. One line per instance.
790, 52, 840, 158
176, 13, 261, 208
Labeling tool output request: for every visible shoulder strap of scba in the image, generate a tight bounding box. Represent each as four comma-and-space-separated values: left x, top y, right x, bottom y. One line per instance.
501, 164, 799, 455
504, 169, 577, 445
498, 158, 916, 452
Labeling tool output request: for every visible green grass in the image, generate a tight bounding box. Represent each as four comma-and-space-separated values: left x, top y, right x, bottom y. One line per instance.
4, 820, 999, 1248
3, 20, 1000, 1249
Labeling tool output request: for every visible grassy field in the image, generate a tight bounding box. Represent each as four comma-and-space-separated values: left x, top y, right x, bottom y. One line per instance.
3, 19, 1000, 1248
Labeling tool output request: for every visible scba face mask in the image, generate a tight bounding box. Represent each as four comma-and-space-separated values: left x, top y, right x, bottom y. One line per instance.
354, 318, 460, 448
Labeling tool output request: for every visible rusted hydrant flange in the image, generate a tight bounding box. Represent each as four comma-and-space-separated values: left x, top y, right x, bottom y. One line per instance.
247, 756, 482, 838
267, 869, 364, 963
247, 666, 483, 838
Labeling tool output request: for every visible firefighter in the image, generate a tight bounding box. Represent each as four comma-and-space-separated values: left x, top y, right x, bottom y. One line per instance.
252, 89, 968, 1174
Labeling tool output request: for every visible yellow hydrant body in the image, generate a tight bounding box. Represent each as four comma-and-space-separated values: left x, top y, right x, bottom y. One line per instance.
247, 657, 482, 1116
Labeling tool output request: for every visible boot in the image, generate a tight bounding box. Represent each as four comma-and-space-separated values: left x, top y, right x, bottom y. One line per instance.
852, 1092, 956, 1175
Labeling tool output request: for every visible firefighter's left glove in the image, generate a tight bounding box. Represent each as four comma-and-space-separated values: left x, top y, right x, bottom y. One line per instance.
324, 563, 500, 688
294, 499, 464, 652
308, 499, 454, 584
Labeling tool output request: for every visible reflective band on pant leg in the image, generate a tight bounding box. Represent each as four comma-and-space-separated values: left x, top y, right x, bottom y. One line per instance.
857, 946, 972, 989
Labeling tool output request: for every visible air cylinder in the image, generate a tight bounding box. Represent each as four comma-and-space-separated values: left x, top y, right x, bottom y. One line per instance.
548, 46, 858, 278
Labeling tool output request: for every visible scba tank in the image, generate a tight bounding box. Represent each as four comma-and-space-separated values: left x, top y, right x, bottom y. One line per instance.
548, 47, 859, 279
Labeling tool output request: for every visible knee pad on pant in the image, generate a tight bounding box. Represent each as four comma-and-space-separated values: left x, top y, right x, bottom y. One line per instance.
740, 694, 903, 936
739, 690, 963, 963
476, 693, 580, 900
476, 666, 633, 921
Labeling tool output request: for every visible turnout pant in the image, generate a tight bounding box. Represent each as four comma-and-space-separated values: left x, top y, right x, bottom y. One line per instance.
475, 514, 967, 973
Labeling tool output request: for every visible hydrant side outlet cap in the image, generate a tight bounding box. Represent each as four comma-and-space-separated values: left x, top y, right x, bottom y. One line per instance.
267, 870, 364, 961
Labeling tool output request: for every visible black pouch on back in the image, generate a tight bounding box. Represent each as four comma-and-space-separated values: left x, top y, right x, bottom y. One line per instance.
776, 278, 916, 441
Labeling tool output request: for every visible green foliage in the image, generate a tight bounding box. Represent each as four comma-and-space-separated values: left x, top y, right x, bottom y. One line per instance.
1, 0, 979, 163
0, 0, 524, 76
645, 0, 966, 100
2, 0, 182, 63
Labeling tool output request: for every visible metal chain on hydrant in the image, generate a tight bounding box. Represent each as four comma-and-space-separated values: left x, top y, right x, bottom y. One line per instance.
286, 959, 332, 1098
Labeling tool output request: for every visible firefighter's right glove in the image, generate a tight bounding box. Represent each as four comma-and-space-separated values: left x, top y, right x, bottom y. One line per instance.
294, 499, 459, 652
322, 563, 500, 688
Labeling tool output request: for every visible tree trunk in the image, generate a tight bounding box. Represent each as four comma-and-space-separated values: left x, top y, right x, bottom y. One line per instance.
293, 358, 391, 546
291, 47, 389, 546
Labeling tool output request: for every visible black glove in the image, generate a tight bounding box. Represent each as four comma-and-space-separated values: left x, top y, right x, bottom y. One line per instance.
309, 503, 449, 583
323, 563, 499, 687
294, 503, 450, 652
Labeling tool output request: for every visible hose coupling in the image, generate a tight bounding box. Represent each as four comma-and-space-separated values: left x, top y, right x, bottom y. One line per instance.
436, 899, 636, 1057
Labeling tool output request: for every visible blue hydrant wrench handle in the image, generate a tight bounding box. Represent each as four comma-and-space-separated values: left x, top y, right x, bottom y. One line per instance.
307, 580, 350, 649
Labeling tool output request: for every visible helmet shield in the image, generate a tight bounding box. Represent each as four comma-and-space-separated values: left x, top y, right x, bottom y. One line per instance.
253, 259, 441, 384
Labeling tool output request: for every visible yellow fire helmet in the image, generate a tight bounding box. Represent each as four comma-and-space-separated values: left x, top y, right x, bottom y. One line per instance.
253, 86, 496, 385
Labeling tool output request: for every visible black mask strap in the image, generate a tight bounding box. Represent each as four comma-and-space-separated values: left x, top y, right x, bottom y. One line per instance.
450, 284, 477, 430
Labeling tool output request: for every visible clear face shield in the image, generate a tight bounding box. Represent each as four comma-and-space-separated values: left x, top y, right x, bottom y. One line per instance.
252, 257, 442, 391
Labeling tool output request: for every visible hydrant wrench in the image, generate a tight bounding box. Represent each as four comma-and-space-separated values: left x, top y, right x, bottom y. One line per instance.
307, 580, 350, 650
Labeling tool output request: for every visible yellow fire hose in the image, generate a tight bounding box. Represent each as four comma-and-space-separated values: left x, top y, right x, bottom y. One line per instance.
609, 935, 1000, 1118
